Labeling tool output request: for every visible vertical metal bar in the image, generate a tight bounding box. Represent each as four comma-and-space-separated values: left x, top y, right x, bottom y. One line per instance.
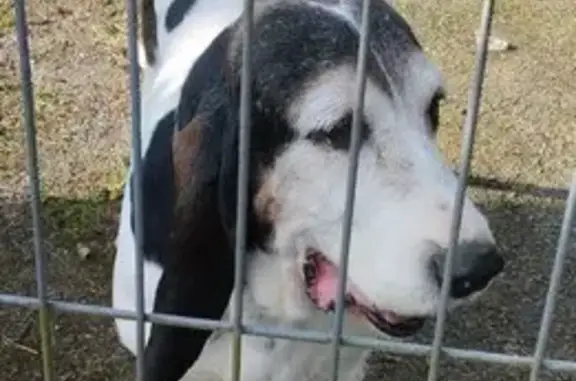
529, 172, 576, 381
230, 1, 255, 381
13, 1, 55, 381
329, 1, 371, 380
124, 0, 145, 379
426, 1, 495, 380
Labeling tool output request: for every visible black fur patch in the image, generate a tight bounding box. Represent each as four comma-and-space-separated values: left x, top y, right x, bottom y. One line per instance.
427, 91, 444, 135
165, 0, 198, 31
129, 110, 176, 265
235, 3, 392, 108
141, 0, 158, 65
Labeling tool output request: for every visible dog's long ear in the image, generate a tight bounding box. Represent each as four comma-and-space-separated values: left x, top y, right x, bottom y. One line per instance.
142, 27, 240, 381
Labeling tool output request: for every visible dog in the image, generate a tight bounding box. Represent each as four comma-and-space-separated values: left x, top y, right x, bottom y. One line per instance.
112, 1, 505, 380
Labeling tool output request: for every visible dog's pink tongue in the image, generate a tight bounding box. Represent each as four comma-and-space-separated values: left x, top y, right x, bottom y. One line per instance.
309, 257, 366, 310
307, 255, 408, 323
311, 258, 340, 310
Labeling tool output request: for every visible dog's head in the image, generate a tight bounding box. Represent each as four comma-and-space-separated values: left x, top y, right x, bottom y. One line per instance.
170, 0, 504, 342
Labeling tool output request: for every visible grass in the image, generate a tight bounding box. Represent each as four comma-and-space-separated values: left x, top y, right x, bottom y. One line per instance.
0, 2, 15, 32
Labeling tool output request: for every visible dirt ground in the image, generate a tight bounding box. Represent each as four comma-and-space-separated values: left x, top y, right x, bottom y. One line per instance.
0, 0, 575, 380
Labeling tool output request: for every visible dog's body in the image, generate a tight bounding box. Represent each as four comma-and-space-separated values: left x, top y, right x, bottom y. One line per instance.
112, 1, 505, 381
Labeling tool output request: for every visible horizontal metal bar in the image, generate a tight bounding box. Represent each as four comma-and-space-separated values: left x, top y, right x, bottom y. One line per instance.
0, 293, 231, 331
342, 336, 576, 373
2, 293, 576, 372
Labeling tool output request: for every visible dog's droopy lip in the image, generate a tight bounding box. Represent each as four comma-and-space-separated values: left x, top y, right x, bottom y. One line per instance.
302, 249, 426, 338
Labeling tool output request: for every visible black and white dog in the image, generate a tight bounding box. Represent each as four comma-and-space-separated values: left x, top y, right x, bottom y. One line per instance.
112, 1, 505, 380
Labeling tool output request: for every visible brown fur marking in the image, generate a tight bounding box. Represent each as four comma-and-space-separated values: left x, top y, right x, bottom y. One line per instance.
172, 117, 202, 193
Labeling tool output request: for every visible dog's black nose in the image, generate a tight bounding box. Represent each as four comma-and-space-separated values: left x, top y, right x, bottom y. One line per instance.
430, 242, 504, 299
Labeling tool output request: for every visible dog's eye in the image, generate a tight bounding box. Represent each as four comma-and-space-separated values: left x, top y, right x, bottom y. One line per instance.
427, 91, 445, 134
306, 113, 370, 151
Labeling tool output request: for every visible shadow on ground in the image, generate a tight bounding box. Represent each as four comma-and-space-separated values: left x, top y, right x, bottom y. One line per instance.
1, 180, 575, 381
0, 194, 133, 381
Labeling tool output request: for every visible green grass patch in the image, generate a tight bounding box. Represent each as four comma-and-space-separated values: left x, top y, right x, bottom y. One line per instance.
0, 2, 15, 34
41, 194, 121, 249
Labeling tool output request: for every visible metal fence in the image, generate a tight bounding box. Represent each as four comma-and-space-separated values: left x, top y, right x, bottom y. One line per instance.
1, 0, 576, 381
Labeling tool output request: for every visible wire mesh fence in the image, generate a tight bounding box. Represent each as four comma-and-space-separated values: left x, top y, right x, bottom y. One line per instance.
1, 0, 576, 381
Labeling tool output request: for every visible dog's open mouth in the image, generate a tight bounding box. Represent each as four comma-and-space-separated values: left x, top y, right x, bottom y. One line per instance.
303, 249, 426, 337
